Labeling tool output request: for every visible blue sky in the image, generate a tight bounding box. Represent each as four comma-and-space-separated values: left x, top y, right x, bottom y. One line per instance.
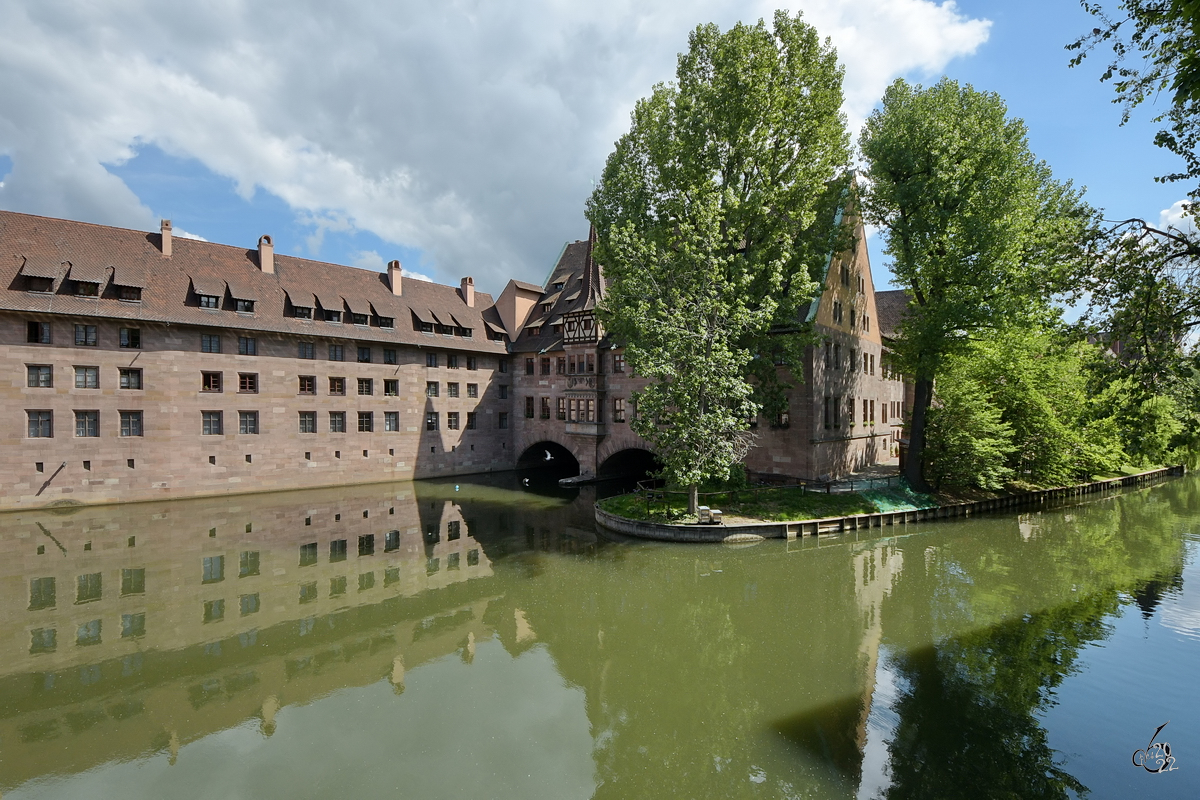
0, 1, 1191, 295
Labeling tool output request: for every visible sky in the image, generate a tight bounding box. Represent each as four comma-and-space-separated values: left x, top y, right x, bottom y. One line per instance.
0, 0, 1192, 296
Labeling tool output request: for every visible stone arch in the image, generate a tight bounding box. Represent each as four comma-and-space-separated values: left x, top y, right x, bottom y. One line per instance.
596, 447, 661, 480
516, 440, 581, 476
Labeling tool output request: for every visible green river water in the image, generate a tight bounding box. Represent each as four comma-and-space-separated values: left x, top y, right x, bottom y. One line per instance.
0, 471, 1197, 798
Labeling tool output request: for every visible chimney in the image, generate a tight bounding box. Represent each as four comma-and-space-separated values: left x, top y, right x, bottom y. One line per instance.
460, 276, 475, 307
388, 260, 403, 296
258, 235, 274, 274
160, 219, 172, 257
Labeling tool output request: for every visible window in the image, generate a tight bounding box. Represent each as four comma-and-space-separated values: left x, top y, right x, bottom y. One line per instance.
555, 397, 566, 420
498, 385, 508, 399
358, 411, 373, 432
384, 348, 397, 364
30, 628, 57, 653
77, 572, 103, 603
324, 309, 342, 323
121, 568, 146, 595
847, 396, 855, 426
238, 411, 259, 434
239, 373, 258, 393
75, 324, 97, 346
357, 346, 371, 363
613, 352, 626, 373
384, 411, 399, 431
238, 336, 257, 355
466, 383, 478, 398
75, 410, 99, 437
540, 397, 550, 419
27, 365, 52, 387
119, 328, 141, 349
120, 411, 143, 437
863, 352, 869, 374
240, 594, 260, 616
299, 342, 315, 359
540, 357, 551, 375
202, 371, 222, 392
427, 352, 438, 367
498, 412, 508, 429
329, 344, 345, 361
28, 321, 51, 343
384, 379, 399, 396
426, 381, 439, 397
329, 411, 346, 432
426, 411, 439, 430
833, 343, 840, 369
447, 382, 459, 398
198, 294, 220, 309
28, 410, 52, 438
299, 542, 318, 567
77, 619, 102, 646
299, 582, 318, 602
447, 354, 459, 369
525, 396, 535, 418
202, 410, 223, 435
330, 539, 348, 562
294, 305, 313, 319
74, 366, 99, 389
297, 375, 316, 394
202, 555, 225, 583
556, 356, 566, 374
352, 313, 369, 326
613, 398, 626, 423
329, 576, 347, 596
385, 530, 400, 552
29, 577, 56, 610
329, 377, 345, 395
299, 411, 316, 433
467, 356, 477, 370
239, 550, 260, 577
498, 359, 508, 373
75, 280, 99, 296
870, 353, 875, 376
466, 411, 477, 429
203, 599, 225, 623
358, 378, 373, 396
586, 354, 595, 373
358, 534, 375, 557
201, 334, 222, 353
447, 412, 460, 430
525, 357, 534, 375
119, 368, 142, 389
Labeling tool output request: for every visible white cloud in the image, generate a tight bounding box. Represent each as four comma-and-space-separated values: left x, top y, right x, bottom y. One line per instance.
175, 228, 207, 241
1159, 199, 1197, 235
351, 249, 433, 282
0, 1, 989, 293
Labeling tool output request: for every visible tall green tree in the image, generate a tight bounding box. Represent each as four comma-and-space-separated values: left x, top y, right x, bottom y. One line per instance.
587, 10, 850, 511
859, 78, 1095, 492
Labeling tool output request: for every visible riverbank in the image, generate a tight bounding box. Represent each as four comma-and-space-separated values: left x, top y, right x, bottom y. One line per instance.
594, 465, 1186, 543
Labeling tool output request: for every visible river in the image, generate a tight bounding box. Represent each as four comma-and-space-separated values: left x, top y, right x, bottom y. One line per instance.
0, 471, 1196, 798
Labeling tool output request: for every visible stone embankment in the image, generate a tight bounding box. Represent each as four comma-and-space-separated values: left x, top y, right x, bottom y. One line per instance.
595, 465, 1186, 543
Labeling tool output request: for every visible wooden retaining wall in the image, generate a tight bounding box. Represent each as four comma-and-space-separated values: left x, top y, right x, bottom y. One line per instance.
595, 465, 1186, 543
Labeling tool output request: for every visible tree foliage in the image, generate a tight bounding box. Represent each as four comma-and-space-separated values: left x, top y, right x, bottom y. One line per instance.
859, 77, 1096, 491
587, 11, 850, 500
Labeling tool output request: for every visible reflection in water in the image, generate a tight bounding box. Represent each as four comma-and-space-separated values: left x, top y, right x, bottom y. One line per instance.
0, 474, 1197, 798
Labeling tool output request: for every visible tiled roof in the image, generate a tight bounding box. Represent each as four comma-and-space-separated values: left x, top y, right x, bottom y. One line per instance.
875, 289, 912, 340
0, 210, 505, 354
512, 236, 611, 353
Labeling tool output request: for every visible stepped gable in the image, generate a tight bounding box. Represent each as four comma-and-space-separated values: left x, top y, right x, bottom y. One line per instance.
874, 289, 912, 341
0, 209, 503, 353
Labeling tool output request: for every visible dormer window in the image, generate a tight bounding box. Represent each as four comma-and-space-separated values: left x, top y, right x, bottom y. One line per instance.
26, 277, 53, 293
553, 324, 563, 333
118, 286, 142, 302
553, 282, 565, 290
419, 321, 434, 334
375, 316, 395, 329
456, 327, 472, 338
72, 281, 100, 297
542, 303, 553, 313
294, 306, 313, 319
324, 310, 342, 323
235, 299, 255, 313
531, 326, 542, 336
351, 313, 369, 326
198, 295, 220, 309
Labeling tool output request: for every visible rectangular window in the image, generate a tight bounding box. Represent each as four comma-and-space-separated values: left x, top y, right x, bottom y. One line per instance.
466, 411, 477, 430
77, 572, 103, 603
203, 599, 225, 623
299, 342, 315, 359
201, 334, 221, 353
384, 411, 399, 431
525, 357, 534, 375
324, 309, 342, 323
120, 410, 143, 437
358, 411, 373, 432
358, 534, 375, 556
467, 356, 477, 370
441, 354, 456, 370
238, 336, 257, 355
498, 359, 508, 373
299, 411, 316, 433
329, 377, 345, 395
75, 324, 97, 346
239, 550, 260, 577
74, 366, 99, 389
75, 410, 99, 437
329, 411, 346, 433
77, 619, 102, 645
299, 542, 318, 567
299, 375, 316, 394
357, 346, 371, 363
202, 555, 225, 583
447, 412, 460, 430
426, 412, 439, 431
329, 344, 345, 361
427, 352, 438, 367
557, 397, 567, 420
525, 396, 535, 418
613, 398, 626, 423
447, 520, 461, 540
202, 371, 222, 392
833, 396, 841, 429
29, 577, 56, 610
540, 397, 550, 419
385, 530, 400, 552
27, 365, 52, 387
613, 352, 626, 373
119, 327, 141, 349
351, 313, 368, 326
330, 576, 347, 596
330, 539, 348, 562
202, 410, 223, 435
882, 401, 889, 424
29, 628, 57, 653
119, 368, 143, 389
833, 343, 841, 369
568, 356, 576, 374
384, 379, 399, 396
384, 348, 397, 365
240, 594, 260, 616
557, 356, 567, 374
199, 294, 220, 309
239, 373, 258, 393
359, 572, 375, 591
847, 397, 855, 426
863, 352, 869, 374
294, 306, 313, 319
540, 357, 551, 375
426, 381, 439, 397
299, 582, 318, 602
466, 383, 478, 398
122, 612, 146, 638
358, 377, 373, 396
121, 568, 146, 595
447, 382, 459, 398
870, 353, 875, 376
28, 321, 51, 343
498, 412, 508, 429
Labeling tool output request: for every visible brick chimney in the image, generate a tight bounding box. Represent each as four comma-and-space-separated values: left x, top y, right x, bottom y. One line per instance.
258, 235, 274, 274
160, 219, 172, 257
460, 276, 475, 307
388, 260, 403, 296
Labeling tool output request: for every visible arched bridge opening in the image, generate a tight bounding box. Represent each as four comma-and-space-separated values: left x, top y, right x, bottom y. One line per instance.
597, 448, 661, 482
516, 441, 581, 481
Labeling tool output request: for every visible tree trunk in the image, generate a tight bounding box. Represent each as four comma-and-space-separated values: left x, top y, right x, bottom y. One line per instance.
688, 483, 699, 515
905, 377, 934, 493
